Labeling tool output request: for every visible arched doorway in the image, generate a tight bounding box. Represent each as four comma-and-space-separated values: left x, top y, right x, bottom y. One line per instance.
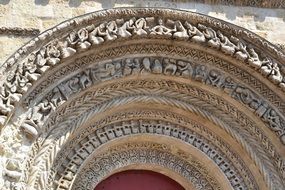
0, 7, 284, 190
94, 170, 185, 190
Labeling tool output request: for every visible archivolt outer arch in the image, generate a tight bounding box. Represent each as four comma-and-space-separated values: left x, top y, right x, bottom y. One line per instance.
0, 8, 284, 190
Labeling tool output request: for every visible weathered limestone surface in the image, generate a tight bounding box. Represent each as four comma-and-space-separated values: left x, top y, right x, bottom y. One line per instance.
0, 3, 285, 190
0, 0, 285, 64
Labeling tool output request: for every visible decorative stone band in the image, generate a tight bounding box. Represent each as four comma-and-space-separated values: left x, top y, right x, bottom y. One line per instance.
0, 27, 40, 36
171, 0, 285, 9
70, 147, 220, 190
35, 80, 282, 188
1, 8, 285, 132
23, 84, 281, 189
21, 56, 285, 144
53, 120, 251, 190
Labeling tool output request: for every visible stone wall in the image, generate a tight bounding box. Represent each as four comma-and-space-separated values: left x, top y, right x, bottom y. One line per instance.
0, 0, 285, 64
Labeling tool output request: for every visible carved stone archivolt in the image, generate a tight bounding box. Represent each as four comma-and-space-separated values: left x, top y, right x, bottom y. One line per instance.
0, 8, 284, 190
51, 118, 254, 190
70, 142, 223, 190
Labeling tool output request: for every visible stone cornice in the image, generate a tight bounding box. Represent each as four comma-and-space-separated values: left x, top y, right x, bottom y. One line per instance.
172, 0, 285, 9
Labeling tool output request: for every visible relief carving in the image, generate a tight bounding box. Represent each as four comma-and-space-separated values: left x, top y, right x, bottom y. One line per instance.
198, 24, 220, 49
133, 18, 149, 36
184, 21, 206, 43
4, 159, 22, 182
1, 14, 285, 129
0, 8, 284, 190
26, 80, 282, 190
217, 31, 237, 56
54, 120, 249, 190
150, 18, 173, 37
23, 56, 285, 145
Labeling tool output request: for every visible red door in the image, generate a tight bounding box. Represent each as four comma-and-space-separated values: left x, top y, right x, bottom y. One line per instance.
95, 170, 185, 190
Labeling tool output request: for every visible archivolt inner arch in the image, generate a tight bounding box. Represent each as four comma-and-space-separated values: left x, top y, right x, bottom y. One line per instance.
0, 8, 284, 190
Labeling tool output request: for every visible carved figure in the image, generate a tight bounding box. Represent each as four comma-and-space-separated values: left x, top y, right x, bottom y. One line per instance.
150, 19, 173, 36
68, 76, 80, 93
123, 58, 140, 75
217, 31, 236, 55
76, 28, 91, 50
260, 59, 273, 76
99, 62, 122, 79
78, 71, 92, 89
279, 78, 285, 91
194, 65, 207, 82
35, 48, 48, 71
230, 36, 249, 61
221, 77, 236, 93
177, 60, 193, 77
173, 21, 188, 40
248, 48, 262, 69
60, 46, 76, 59
105, 21, 118, 41
269, 63, 283, 84
141, 57, 152, 74
7, 64, 31, 93
0, 86, 14, 114
152, 59, 163, 74
50, 87, 65, 108
117, 18, 135, 38
263, 109, 282, 132
163, 58, 177, 75
206, 70, 222, 87
23, 60, 40, 82
58, 80, 74, 100
32, 48, 48, 73
88, 23, 105, 45
133, 18, 148, 36
184, 21, 206, 43
234, 86, 261, 110
198, 24, 220, 49
46, 42, 61, 65
28, 99, 53, 125
67, 31, 78, 47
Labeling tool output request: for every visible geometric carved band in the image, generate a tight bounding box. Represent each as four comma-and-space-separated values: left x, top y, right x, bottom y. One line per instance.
72, 148, 218, 190
54, 119, 252, 190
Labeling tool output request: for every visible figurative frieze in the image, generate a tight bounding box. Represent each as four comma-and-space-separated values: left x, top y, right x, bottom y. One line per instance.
20, 56, 285, 144
1, 15, 285, 128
